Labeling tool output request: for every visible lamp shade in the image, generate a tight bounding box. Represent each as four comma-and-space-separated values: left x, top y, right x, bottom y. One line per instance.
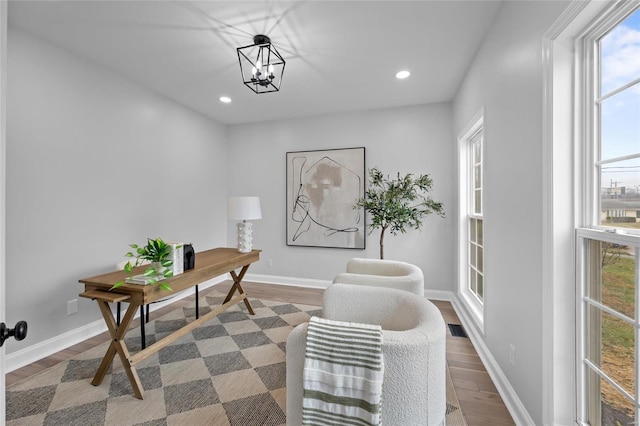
228, 196, 262, 221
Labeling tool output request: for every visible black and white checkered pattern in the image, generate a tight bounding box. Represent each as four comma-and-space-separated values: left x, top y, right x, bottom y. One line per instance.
7, 290, 321, 426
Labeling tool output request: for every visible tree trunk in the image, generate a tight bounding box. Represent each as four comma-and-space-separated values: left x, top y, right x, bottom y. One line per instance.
379, 227, 386, 259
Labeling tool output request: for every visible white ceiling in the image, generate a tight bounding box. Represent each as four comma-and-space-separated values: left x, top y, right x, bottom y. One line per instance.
7, 1, 502, 125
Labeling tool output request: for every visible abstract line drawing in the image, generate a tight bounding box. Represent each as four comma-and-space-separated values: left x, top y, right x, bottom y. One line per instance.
286, 147, 365, 249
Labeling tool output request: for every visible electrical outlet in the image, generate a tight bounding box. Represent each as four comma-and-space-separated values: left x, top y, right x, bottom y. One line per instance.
509, 344, 516, 367
67, 299, 78, 315
267, 259, 273, 267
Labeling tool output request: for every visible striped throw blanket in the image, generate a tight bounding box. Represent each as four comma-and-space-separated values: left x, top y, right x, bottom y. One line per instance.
302, 316, 384, 426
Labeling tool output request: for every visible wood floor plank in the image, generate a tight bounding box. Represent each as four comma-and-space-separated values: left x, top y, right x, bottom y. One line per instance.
5, 281, 515, 425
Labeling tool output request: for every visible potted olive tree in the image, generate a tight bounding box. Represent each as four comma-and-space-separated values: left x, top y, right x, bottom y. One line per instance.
355, 167, 444, 259
111, 237, 176, 291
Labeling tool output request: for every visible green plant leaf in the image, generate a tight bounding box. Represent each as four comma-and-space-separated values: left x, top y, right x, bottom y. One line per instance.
161, 260, 173, 267
163, 270, 174, 278
143, 267, 156, 277
159, 283, 172, 292
110, 280, 124, 290
124, 262, 133, 273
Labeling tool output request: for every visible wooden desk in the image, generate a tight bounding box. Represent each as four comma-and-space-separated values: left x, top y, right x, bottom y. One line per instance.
79, 247, 260, 399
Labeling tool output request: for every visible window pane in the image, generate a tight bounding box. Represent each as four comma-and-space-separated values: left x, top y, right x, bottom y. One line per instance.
474, 164, 481, 189
474, 140, 482, 164
470, 218, 476, 242
478, 247, 483, 273
477, 273, 483, 300
600, 86, 640, 161
474, 189, 482, 214
588, 241, 636, 318
599, 158, 640, 229
469, 267, 477, 293
587, 305, 635, 397
588, 371, 636, 426
470, 242, 476, 266
477, 219, 483, 245
600, 8, 640, 95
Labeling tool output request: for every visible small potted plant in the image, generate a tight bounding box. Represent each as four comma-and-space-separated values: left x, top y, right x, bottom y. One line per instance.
111, 237, 176, 291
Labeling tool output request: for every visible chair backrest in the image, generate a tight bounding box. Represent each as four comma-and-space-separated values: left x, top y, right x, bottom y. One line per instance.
323, 283, 438, 332
333, 257, 425, 296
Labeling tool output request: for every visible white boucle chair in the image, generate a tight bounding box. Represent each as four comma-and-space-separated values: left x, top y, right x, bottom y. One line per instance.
332, 257, 425, 296
286, 283, 446, 426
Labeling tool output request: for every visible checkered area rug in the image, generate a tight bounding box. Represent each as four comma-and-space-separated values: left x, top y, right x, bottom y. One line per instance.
7, 288, 466, 426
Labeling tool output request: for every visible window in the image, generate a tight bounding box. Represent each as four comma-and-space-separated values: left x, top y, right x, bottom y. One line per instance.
577, 4, 640, 425
468, 129, 484, 302
458, 110, 485, 328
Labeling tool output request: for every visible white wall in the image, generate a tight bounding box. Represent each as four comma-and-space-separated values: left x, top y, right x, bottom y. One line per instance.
452, 1, 569, 424
5, 27, 228, 354
227, 104, 455, 291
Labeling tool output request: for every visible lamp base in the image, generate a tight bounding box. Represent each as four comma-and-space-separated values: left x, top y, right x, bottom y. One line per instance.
236, 221, 253, 253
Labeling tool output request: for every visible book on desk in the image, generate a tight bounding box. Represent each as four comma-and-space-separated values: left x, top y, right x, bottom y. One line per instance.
125, 274, 163, 285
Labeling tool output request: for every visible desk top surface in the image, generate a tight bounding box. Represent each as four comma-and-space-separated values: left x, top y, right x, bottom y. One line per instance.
79, 248, 260, 302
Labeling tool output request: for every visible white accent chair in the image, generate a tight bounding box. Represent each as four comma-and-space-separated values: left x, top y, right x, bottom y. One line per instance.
286, 283, 446, 426
332, 257, 425, 296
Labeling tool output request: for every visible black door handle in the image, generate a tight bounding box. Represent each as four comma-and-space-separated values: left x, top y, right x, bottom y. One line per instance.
0, 321, 27, 347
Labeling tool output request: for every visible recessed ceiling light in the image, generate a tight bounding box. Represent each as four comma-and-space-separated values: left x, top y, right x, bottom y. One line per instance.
395, 70, 411, 79
219, 96, 232, 103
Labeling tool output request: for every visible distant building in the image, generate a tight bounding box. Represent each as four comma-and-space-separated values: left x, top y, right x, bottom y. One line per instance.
601, 197, 640, 223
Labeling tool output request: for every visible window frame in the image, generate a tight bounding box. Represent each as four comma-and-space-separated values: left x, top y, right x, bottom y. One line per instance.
575, 3, 640, 423
458, 108, 485, 331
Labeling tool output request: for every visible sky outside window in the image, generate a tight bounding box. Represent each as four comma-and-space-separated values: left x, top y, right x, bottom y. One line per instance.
599, 8, 640, 195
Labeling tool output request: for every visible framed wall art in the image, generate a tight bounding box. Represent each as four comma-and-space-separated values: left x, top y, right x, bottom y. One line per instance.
286, 147, 366, 249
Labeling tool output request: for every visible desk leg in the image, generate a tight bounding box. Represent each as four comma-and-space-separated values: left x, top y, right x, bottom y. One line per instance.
92, 299, 145, 399
140, 305, 146, 350
195, 285, 199, 319
226, 266, 254, 315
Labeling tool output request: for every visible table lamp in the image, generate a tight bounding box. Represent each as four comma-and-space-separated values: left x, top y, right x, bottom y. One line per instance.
228, 196, 262, 253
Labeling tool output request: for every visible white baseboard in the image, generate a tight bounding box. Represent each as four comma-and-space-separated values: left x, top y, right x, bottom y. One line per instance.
450, 294, 535, 426
6, 276, 225, 373
244, 273, 332, 289
424, 289, 454, 301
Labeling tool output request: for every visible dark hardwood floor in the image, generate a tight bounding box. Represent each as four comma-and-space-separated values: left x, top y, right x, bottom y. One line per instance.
6, 281, 514, 425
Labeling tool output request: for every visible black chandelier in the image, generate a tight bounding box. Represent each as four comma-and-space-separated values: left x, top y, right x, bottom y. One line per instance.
236, 35, 286, 94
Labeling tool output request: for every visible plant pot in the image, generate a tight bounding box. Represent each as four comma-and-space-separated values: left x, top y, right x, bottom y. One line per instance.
151, 261, 165, 277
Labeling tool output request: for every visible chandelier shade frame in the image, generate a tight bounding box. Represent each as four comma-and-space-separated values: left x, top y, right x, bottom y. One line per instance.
236, 35, 286, 94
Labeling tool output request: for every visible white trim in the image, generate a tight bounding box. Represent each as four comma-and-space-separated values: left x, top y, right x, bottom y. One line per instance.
457, 108, 486, 333
542, 1, 633, 424
423, 289, 454, 302
5, 276, 225, 372
245, 273, 331, 289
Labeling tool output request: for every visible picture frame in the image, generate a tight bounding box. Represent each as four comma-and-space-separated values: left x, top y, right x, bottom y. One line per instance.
286, 147, 366, 249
